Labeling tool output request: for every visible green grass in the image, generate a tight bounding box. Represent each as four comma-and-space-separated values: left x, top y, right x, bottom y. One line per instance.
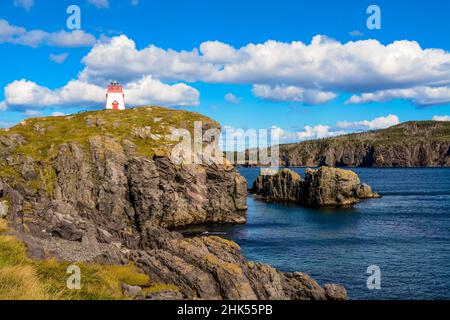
0, 106, 217, 196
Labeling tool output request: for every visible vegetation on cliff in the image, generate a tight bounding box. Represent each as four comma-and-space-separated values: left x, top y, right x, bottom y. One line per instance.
0, 106, 218, 195
279, 121, 450, 167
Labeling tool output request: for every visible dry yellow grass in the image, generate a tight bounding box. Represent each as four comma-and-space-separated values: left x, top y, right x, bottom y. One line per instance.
0, 266, 47, 300
0, 219, 7, 233
0, 228, 150, 300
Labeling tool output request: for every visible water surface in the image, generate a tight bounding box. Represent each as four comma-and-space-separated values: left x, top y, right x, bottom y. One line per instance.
182, 168, 450, 299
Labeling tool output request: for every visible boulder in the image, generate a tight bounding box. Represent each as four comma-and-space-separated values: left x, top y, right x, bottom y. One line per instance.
304, 166, 380, 207
0, 200, 8, 218
251, 169, 304, 202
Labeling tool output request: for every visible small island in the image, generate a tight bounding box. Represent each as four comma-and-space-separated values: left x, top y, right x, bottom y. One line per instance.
250, 166, 380, 207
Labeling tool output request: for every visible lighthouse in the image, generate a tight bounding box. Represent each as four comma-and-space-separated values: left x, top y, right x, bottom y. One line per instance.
106, 81, 126, 110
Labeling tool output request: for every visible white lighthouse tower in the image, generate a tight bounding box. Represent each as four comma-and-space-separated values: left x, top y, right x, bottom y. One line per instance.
105, 81, 126, 110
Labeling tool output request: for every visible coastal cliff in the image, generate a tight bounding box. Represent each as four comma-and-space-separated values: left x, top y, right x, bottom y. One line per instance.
0, 107, 346, 300
240, 121, 450, 167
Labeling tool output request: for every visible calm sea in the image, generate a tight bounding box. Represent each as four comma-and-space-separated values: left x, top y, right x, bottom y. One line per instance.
181, 168, 450, 300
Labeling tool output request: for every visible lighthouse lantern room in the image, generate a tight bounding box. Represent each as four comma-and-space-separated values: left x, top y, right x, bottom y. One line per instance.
106, 81, 126, 110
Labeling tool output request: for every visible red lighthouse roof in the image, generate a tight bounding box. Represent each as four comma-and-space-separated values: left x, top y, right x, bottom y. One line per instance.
107, 81, 123, 93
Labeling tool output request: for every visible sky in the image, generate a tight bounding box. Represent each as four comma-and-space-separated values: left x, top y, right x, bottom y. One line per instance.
1, 0, 450, 145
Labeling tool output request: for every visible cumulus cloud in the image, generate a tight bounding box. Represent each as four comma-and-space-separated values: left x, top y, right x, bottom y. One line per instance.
273, 125, 346, 142
2, 76, 199, 110
224, 93, 241, 104
14, 0, 34, 11
252, 85, 336, 104
87, 0, 109, 9
78, 35, 450, 105
347, 86, 450, 106
432, 115, 450, 121
49, 53, 69, 64
336, 114, 400, 130
124, 75, 200, 106
0, 19, 96, 48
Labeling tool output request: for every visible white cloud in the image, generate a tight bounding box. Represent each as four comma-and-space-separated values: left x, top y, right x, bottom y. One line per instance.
4, 79, 104, 107
14, 0, 34, 11
49, 53, 69, 64
347, 86, 450, 106
432, 115, 450, 121
224, 93, 241, 104
3, 76, 199, 110
51, 112, 66, 116
0, 19, 96, 48
0, 101, 7, 111
252, 85, 336, 104
124, 75, 200, 107
200, 41, 241, 64
78, 35, 450, 105
273, 125, 346, 142
336, 114, 400, 130
88, 0, 109, 9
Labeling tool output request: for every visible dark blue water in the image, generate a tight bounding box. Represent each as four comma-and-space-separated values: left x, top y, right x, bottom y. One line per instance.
183, 168, 450, 299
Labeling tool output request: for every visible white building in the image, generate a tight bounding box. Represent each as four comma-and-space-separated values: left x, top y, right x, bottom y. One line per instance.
105, 81, 126, 110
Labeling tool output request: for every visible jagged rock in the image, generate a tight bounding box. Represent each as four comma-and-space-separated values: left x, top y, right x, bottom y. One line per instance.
251, 166, 380, 207
146, 290, 183, 300
0, 107, 347, 300
324, 284, 348, 300
0, 200, 8, 218
251, 169, 304, 202
304, 167, 380, 207
121, 283, 143, 298
132, 229, 347, 300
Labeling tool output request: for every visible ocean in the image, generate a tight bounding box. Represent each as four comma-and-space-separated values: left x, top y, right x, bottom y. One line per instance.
181, 167, 450, 300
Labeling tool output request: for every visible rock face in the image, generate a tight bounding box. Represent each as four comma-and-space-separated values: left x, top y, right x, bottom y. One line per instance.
251, 167, 380, 207
251, 169, 304, 202
303, 167, 380, 207
0, 107, 347, 300
240, 121, 450, 167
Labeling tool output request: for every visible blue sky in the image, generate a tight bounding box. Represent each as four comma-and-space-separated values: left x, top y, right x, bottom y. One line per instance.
1, 0, 450, 142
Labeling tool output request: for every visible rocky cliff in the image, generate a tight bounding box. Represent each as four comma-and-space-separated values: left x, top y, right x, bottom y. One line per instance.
0, 107, 346, 300
251, 167, 380, 207
241, 121, 450, 167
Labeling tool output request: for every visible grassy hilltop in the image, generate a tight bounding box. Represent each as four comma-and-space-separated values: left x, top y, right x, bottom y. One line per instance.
0, 106, 218, 195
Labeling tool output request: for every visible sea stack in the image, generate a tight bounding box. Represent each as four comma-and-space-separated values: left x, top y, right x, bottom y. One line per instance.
251, 166, 380, 207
